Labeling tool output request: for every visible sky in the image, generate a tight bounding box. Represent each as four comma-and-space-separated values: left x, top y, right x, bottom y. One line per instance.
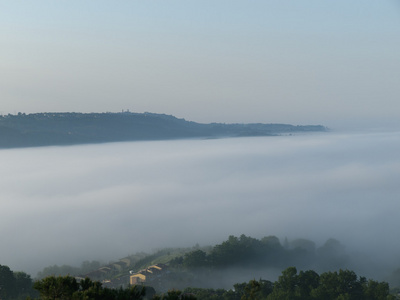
1, 131, 400, 278
1, 1, 399, 129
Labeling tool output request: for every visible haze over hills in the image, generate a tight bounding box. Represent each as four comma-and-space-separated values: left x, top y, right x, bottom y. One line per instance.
0, 112, 326, 148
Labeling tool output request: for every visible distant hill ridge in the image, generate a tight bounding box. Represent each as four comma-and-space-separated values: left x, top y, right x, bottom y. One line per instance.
0, 112, 327, 148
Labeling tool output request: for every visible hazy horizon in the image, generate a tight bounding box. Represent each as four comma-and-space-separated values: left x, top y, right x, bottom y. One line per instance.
1, 130, 400, 278
1, 1, 400, 129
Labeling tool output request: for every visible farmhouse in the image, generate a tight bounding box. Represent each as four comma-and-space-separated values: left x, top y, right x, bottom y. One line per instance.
129, 264, 168, 285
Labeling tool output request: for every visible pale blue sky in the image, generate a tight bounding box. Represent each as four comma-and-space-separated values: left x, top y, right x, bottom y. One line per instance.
1, 1, 399, 128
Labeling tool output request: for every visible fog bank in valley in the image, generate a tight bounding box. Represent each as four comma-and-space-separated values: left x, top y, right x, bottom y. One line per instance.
1, 131, 400, 277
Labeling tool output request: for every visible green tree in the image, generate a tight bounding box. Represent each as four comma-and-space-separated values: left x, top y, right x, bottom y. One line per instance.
114, 285, 146, 300
268, 267, 298, 300
311, 270, 364, 300
296, 270, 319, 299
34, 275, 79, 300
209, 235, 264, 268
363, 279, 394, 300
0, 265, 16, 300
183, 250, 208, 269
160, 289, 182, 300
241, 279, 273, 300
14, 271, 35, 298
34, 275, 148, 300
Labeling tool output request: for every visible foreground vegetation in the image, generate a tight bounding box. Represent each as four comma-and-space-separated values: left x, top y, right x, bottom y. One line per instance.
183, 267, 395, 300
0, 266, 396, 300
0, 265, 36, 300
33, 276, 151, 300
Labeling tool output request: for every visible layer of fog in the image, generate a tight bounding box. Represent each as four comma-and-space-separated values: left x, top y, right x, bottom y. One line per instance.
1, 130, 400, 278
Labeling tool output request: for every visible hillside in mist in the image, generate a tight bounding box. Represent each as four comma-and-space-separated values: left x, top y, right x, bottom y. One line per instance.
34, 234, 400, 293
0, 112, 326, 148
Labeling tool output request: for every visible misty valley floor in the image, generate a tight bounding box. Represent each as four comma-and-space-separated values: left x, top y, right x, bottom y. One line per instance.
1, 131, 400, 279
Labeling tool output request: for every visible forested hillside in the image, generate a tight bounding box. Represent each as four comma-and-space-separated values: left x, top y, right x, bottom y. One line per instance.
33, 234, 400, 295
0, 112, 326, 148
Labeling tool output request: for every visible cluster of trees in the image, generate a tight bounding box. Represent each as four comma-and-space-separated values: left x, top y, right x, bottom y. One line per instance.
388, 269, 400, 294
33, 276, 152, 300
0, 262, 397, 300
0, 264, 36, 300
36, 261, 102, 279
183, 267, 395, 300
29, 268, 397, 300
171, 235, 348, 271
33, 276, 206, 300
